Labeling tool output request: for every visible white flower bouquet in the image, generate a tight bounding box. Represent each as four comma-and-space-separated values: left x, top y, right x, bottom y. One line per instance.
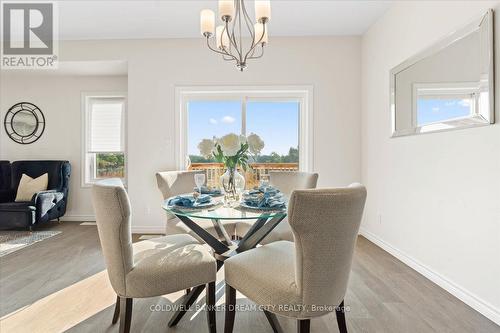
197, 133, 264, 200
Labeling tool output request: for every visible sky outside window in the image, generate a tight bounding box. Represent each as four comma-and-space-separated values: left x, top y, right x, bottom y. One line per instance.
417, 98, 472, 126
188, 100, 242, 155
246, 101, 299, 155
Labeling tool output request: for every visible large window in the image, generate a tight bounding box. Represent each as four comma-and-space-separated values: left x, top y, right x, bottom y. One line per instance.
177, 87, 312, 187
83, 94, 126, 186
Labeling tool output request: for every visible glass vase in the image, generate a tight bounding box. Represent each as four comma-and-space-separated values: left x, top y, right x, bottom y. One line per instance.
220, 167, 245, 205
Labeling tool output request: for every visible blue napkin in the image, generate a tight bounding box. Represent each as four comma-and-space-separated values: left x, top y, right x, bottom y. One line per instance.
249, 185, 280, 196
194, 186, 222, 196
242, 191, 286, 209
168, 194, 211, 207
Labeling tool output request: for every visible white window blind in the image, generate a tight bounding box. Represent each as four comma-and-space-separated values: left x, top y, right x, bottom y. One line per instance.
89, 98, 124, 153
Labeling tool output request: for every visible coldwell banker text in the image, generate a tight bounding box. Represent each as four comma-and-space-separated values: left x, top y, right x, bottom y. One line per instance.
1, 2, 58, 69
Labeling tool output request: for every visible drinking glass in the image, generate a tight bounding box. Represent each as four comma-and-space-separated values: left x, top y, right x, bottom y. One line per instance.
194, 174, 206, 195
260, 174, 270, 192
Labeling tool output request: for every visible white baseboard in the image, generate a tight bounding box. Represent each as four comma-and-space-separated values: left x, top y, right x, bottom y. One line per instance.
61, 215, 96, 222
131, 226, 165, 234
61, 216, 163, 234
359, 227, 500, 326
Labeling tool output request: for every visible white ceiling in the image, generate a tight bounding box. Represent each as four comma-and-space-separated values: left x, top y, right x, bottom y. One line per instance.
56, 0, 392, 40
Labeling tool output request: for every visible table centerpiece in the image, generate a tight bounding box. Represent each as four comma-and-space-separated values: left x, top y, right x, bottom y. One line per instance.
197, 133, 264, 204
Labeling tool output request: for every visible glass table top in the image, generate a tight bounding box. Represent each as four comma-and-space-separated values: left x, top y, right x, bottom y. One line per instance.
162, 195, 287, 220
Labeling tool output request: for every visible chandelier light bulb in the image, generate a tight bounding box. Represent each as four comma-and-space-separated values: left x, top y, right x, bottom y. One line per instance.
255, 0, 271, 23
216, 25, 229, 49
218, 0, 235, 21
254, 22, 268, 45
200, 9, 215, 36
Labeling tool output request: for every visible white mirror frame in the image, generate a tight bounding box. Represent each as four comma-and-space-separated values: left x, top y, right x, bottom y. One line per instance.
390, 9, 495, 137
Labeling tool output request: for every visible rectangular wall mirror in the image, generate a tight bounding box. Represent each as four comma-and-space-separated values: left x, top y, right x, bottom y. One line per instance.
390, 9, 495, 137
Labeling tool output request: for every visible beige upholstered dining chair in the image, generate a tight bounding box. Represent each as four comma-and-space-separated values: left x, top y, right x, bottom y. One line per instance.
91, 179, 217, 333
156, 170, 238, 241
269, 171, 319, 197
236, 171, 318, 243
224, 184, 367, 333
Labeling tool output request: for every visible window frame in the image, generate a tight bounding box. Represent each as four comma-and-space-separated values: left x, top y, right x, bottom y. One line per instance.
81, 92, 128, 188
175, 86, 314, 172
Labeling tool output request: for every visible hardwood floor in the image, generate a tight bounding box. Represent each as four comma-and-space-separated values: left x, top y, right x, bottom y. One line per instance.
0, 221, 498, 333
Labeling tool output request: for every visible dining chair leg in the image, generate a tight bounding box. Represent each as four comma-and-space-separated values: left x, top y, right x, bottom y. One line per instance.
224, 284, 236, 333
112, 295, 120, 324
206, 282, 217, 333
168, 284, 206, 327
335, 300, 348, 333
297, 319, 310, 333
264, 311, 283, 333
119, 297, 133, 333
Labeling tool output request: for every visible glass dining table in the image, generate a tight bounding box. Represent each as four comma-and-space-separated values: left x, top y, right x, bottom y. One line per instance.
162, 196, 287, 260
162, 195, 287, 329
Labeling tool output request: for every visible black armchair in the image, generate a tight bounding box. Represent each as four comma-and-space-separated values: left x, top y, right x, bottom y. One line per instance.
0, 160, 71, 230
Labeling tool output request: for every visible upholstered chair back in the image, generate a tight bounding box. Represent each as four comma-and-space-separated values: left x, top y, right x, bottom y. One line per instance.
156, 170, 206, 200
269, 171, 319, 197
91, 179, 133, 296
0, 161, 11, 190
288, 184, 366, 311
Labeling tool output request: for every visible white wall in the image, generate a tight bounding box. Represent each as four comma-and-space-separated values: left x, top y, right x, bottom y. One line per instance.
1, 36, 362, 231
361, 1, 500, 324
0, 74, 127, 219
1, 1, 499, 325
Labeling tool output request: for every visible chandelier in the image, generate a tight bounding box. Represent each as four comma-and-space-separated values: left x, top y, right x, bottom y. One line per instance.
200, 0, 271, 71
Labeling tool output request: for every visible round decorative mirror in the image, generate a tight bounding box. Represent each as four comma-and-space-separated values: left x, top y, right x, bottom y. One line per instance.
4, 102, 45, 144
